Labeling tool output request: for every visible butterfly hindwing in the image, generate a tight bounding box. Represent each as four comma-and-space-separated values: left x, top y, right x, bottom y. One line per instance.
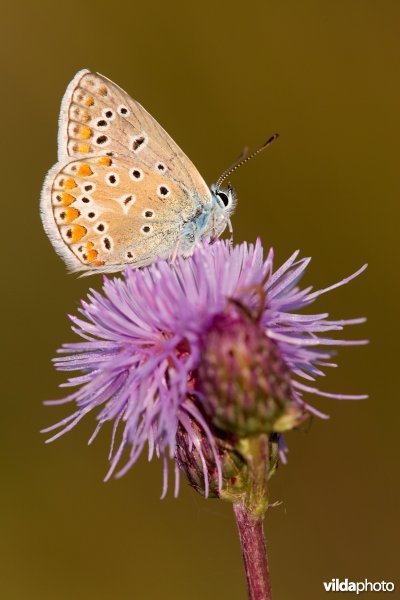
58, 69, 211, 205
41, 155, 196, 273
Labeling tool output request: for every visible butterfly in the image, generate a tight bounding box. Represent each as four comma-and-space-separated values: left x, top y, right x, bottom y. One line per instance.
41, 69, 278, 274
41, 70, 241, 273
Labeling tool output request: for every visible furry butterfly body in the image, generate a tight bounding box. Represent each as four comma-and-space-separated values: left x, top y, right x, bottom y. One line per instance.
41, 70, 236, 274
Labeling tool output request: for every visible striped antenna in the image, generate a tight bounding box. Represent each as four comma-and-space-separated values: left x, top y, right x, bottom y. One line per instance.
215, 133, 279, 191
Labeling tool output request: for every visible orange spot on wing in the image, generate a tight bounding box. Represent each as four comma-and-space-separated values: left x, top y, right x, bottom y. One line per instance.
65, 207, 80, 223
86, 241, 94, 251
61, 192, 75, 206
80, 125, 92, 140
64, 178, 77, 190
87, 249, 99, 262
81, 110, 91, 123
77, 164, 93, 176
78, 143, 91, 154
85, 96, 94, 106
97, 156, 112, 166
72, 225, 87, 242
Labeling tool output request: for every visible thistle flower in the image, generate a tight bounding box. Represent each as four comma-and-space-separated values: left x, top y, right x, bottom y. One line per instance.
43, 239, 367, 498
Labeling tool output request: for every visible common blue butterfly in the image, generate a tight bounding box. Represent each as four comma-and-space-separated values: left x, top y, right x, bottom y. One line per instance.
41, 69, 277, 273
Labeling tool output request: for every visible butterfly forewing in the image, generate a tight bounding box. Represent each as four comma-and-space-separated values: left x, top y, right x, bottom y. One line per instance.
42, 155, 196, 272
58, 69, 211, 203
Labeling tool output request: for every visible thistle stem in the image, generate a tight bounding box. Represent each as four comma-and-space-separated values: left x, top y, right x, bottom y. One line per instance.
233, 434, 272, 600
233, 502, 272, 600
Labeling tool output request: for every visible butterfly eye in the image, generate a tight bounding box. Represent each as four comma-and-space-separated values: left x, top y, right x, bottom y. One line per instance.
217, 191, 230, 207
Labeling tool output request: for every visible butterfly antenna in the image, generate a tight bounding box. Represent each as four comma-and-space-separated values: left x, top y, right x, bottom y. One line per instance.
215, 133, 279, 191
215, 146, 249, 186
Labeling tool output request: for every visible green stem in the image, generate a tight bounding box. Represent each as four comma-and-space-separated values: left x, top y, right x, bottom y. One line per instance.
238, 433, 270, 517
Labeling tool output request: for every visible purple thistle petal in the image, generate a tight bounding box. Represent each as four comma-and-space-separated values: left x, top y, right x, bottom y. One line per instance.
160, 455, 169, 500
174, 462, 181, 498
293, 381, 368, 400
304, 264, 368, 303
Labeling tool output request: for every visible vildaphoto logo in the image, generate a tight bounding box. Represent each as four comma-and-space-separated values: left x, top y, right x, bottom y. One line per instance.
323, 579, 395, 594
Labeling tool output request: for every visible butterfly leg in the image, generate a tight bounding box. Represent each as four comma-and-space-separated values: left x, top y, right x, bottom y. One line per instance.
172, 220, 196, 261
227, 217, 234, 242
171, 238, 181, 264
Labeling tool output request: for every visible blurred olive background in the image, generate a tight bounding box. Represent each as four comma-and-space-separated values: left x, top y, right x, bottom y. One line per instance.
1, 1, 398, 599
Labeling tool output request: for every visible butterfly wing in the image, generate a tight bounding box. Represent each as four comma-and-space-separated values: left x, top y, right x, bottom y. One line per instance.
41, 155, 200, 273
41, 69, 215, 273
57, 69, 211, 205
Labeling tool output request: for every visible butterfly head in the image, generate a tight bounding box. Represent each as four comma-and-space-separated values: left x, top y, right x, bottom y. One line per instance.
212, 184, 236, 212
209, 183, 237, 237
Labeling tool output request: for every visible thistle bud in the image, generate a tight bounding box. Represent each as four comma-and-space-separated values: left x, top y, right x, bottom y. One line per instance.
176, 417, 249, 501
176, 414, 281, 503
197, 307, 305, 437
